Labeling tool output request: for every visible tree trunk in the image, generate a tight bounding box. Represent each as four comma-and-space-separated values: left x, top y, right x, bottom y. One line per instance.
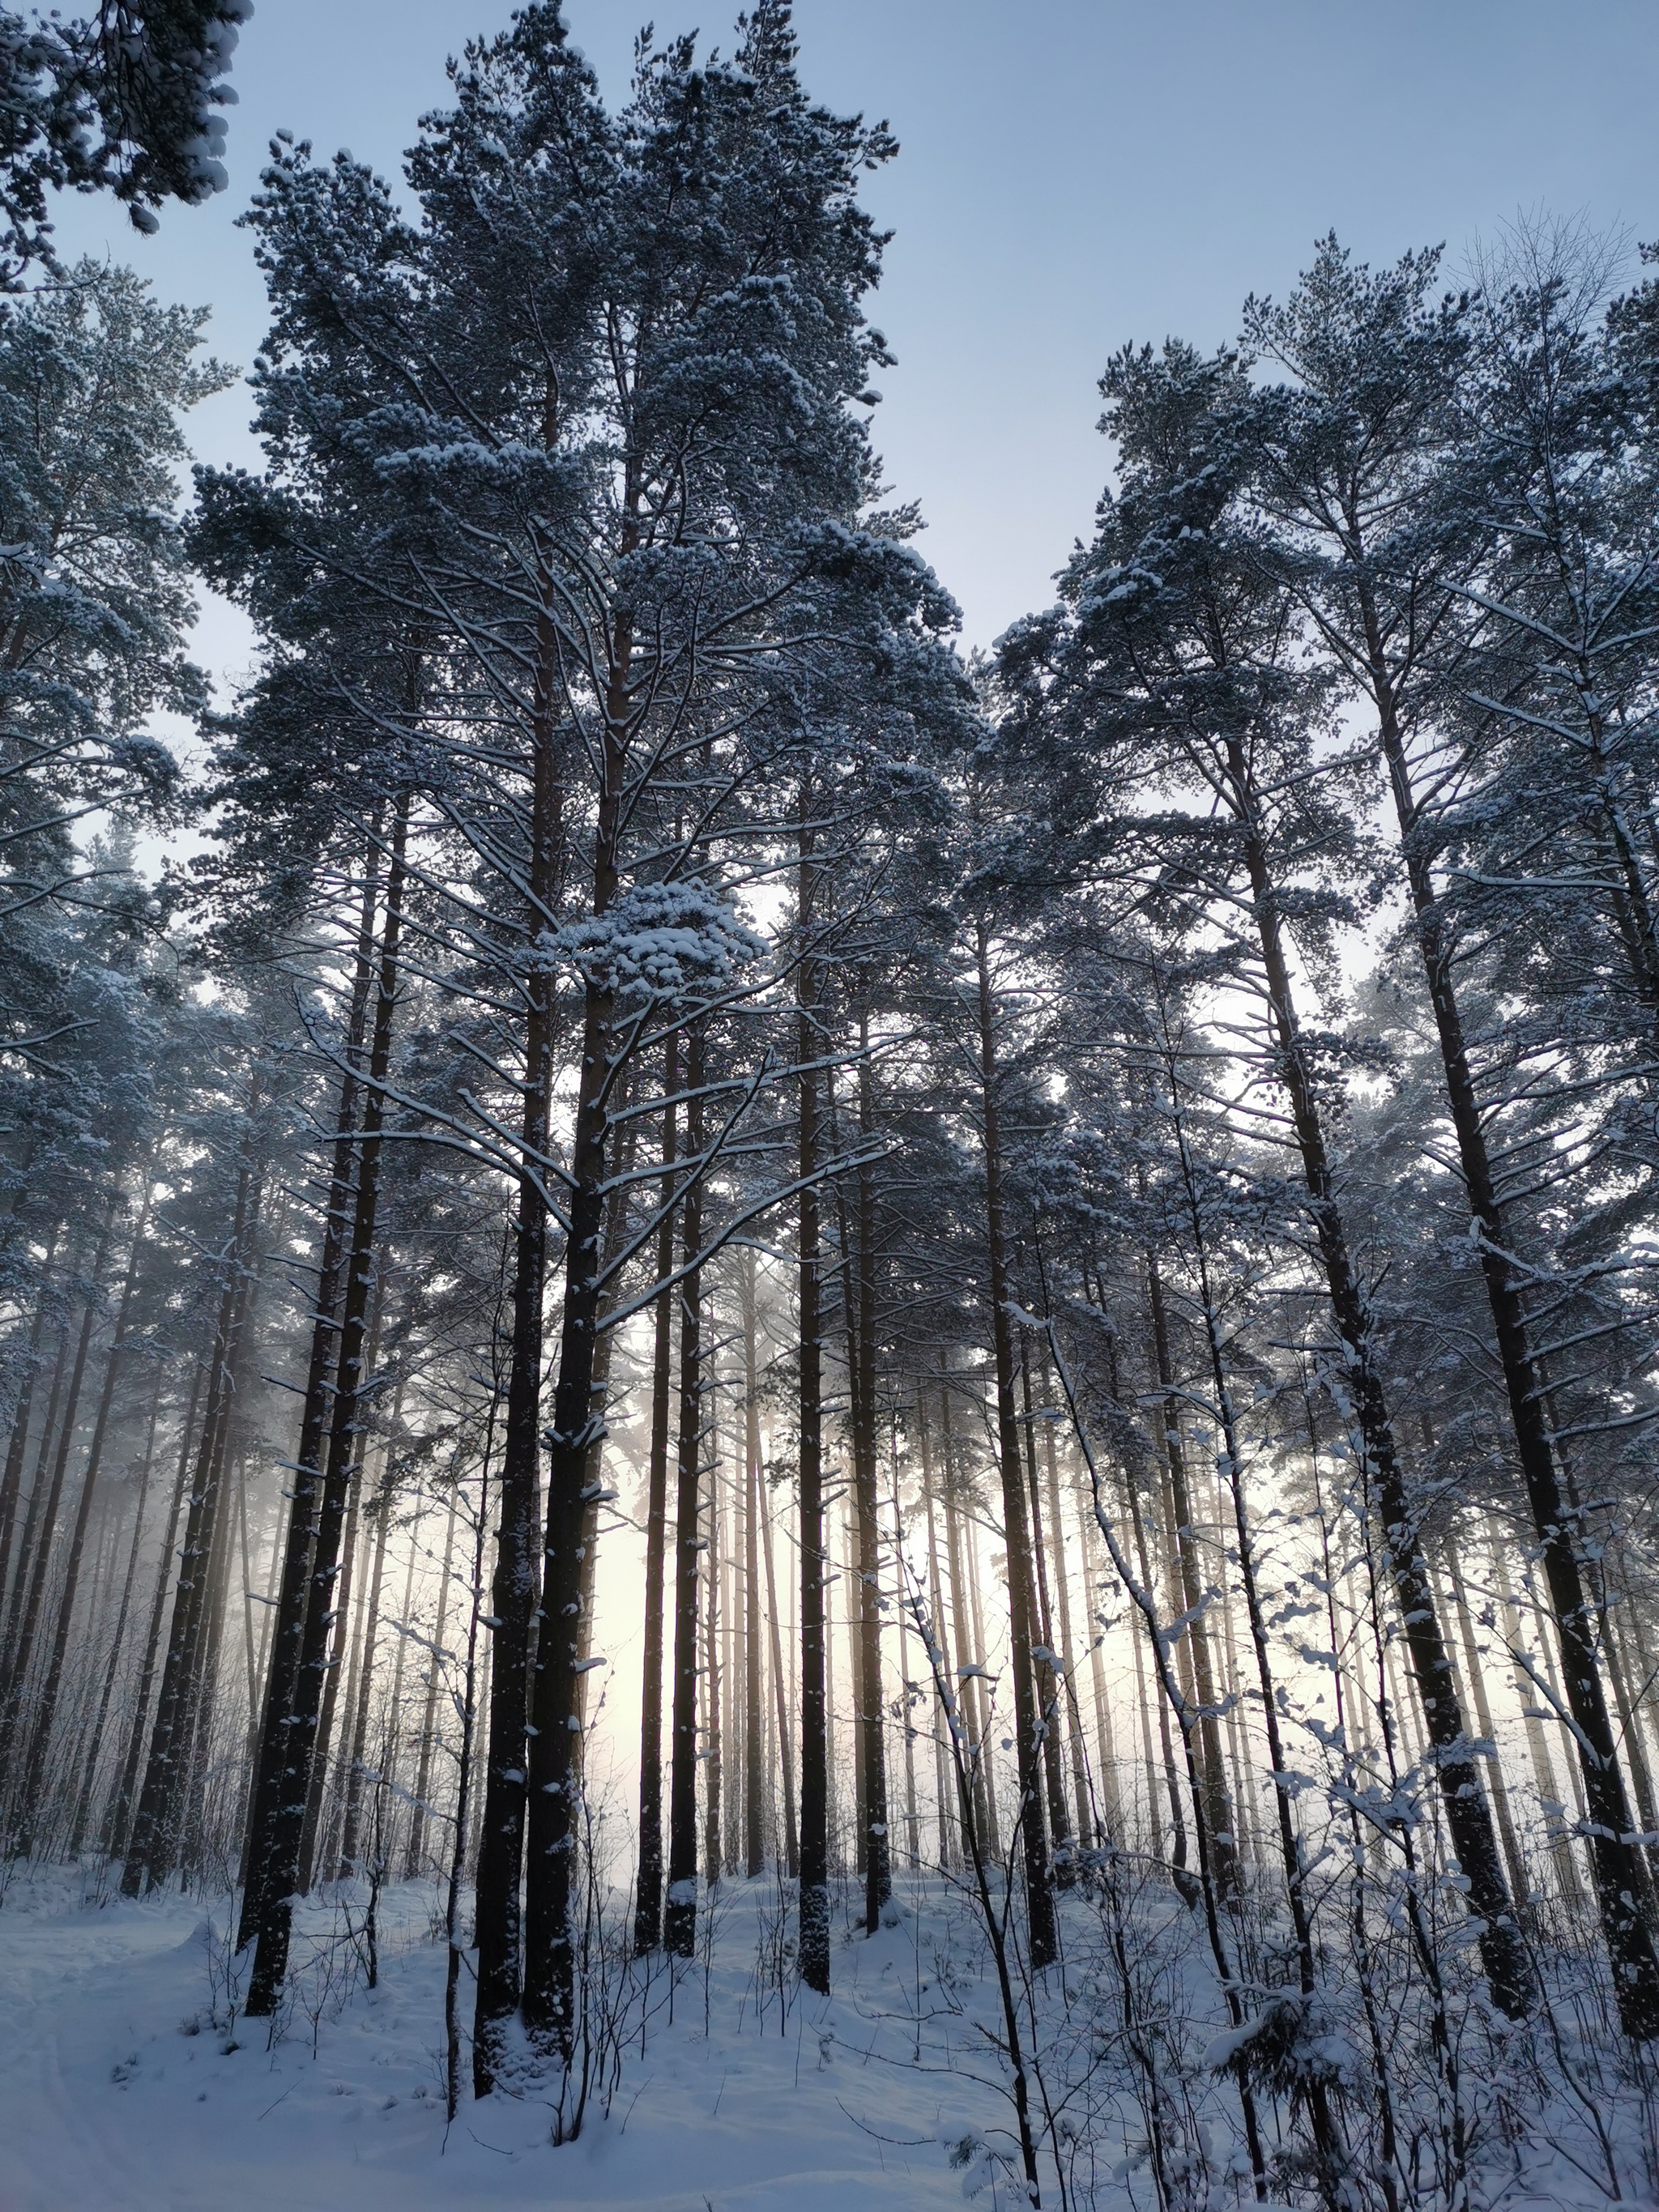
406, 1477, 460, 1879
122, 1130, 261, 1896
665, 1029, 706, 1955
633, 1031, 680, 1951
1441, 1531, 1531, 1910
796, 819, 831, 1994
235, 846, 382, 1946
71, 1362, 163, 1854
1145, 1263, 1237, 1896
298, 1286, 387, 1892
244, 799, 407, 2012
337, 1430, 394, 1882
742, 1251, 765, 1879
521, 604, 629, 2074
0, 1224, 61, 1609
109, 1359, 203, 1859
0, 1204, 115, 1796
759, 1415, 798, 1878
972, 920, 1056, 1969
851, 1041, 890, 1928
473, 603, 567, 2086
1021, 1336, 1073, 1880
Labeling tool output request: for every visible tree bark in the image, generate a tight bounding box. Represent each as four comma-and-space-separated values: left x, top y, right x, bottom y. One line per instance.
972, 920, 1056, 1968
742, 1251, 765, 1878
244, 798, 407, 2011
851, 1039, 890, 1929
122, 1126, 261, 1896
795, 818, 831, 1994
665, 1029, 707, 1954
633, 1031, 680, 1950
236, 846, 382, 1946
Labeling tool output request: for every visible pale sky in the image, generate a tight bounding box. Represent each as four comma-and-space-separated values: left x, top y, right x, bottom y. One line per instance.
47, 0, 1659, 681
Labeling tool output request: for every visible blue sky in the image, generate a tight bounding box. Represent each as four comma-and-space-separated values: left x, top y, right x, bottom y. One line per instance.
49, 0, 1659, 674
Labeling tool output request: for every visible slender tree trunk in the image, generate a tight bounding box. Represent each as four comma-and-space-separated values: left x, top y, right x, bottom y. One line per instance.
337, 1428, 394, 1882
15, 1183, 152, 1846
796, 817, 831, 1994
0, 1225, 60, 1609
759, 1421, 798, 1877
406, 1477, 460, 1879
1040, 1366, 1095, 1850
923, 1458, 956, 1869
972, 920, 1056, 1969
851, 1041, 889, 1928
0, 1202, 116, 1796
1145, 1262, 1237, 1895
665, 1029, 707, 1955
742, 1252, 765, 1879
1021, 1336, 1073, 1879
298, 1287, 387, 1891
702, 1409, 722, 1894
633, 1032, 680, 1951
71, 1361, 163, 1854
122, 1129, 261, 1896
2, 1307, 72, 1664
109, 1360, 202, 1859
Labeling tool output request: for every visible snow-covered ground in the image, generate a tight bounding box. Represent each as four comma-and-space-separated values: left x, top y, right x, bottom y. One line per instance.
0, 1869, 983, 2212
5, 1860, 1648, 2212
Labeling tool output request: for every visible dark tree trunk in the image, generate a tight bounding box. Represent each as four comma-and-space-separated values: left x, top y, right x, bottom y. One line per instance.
759, 1415, 798, 1878
1021, 1336, 1073, 1878
471, 650, 563, 2081
795, 829, 831, 1995
109, 1359, 203, 1859
2, 1306, 72, 1663
665, 1029, 707, 1955
972, 920, 1056, 1969
298, 1288, 386, 1893
122, 1131, 261, 1897
235, 848, 382, 1949
1145, 1260, 1237, 1896
520, 612, 628, 2076
851, 1041, 890, 1930
741, 1252, 765, 1879
701, 1372, 722, 1895
633, 1032, 680, 1950
244, 802, 407, 2011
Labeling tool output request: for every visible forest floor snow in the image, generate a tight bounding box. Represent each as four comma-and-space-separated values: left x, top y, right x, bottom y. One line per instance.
0, 1866, 988, 2212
